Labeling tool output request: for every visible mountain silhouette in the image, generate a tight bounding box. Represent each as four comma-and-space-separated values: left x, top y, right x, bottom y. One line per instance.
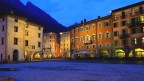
0, 0, 67, 33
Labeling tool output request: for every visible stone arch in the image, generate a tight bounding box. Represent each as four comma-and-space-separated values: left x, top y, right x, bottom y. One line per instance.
31, 52, 41, 61
99, 50, 109, 57
129, 48, 144, 58
115, 49, 125, 58
13, 50, 19, 61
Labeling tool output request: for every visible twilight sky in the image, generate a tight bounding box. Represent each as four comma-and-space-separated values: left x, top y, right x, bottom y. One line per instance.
20, 0, 143, 27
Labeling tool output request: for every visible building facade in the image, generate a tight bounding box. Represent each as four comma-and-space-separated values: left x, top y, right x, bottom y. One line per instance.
43, 32, 60, 58
0, 14, 43, 62
70, 19, 97, 59
112, 1, 144, 58
97, 16, 113, 58
60, 31, 70, 58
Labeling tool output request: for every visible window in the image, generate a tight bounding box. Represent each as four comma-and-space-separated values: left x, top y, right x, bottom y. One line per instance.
121, 11, 126, 19
38, 33, 41, 38
81, 36, 84, 41
113, 22, 118, 28
121, 21, 126, 26
38, 27, 41, 30
134, 38, 137, 44
76, 38, 79, 42
131, 8, 135, 15
86, 45, 89, 49
76, 28, 79, 33
14, 26, 18, 32
86, 26, 90, 30
86, 36, 90, 41
99, 44, 103, 48
139, 6, 143, 14
98, 22, 102, 28
106, 43, 110, 48
25, 30, 29, 36
2, 18, 5, 21
71, 38, 74, 43
15, 18, 18, 22
106, 32, 110, 38
114, 40, 119, 46
104, 21, 110, 26
26, 24, 28, 28
32, 46, 35, 49
114, 31, 118, 36
92, 35, 96, 40
113, 15, 118, 21
2, 25, 4, 32
142, 37, 144, 44
14, 38, 18, 45
1, 37, 4, 45
98, 34, 102, 39
140, 16, 144, 23
80, 27, 84, 32
92, 45, 95, 48
25, 40, 28, 46
131, 28, 136, 34
122, 39, 128, 46
38, 42, 41, 47
92, 24, 95, 29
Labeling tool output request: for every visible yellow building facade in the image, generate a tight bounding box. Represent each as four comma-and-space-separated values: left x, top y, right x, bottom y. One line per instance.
60, 31, 70, 58
0, 14, 43, 62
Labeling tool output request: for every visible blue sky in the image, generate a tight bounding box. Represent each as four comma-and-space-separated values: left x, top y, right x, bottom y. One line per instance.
20, 0, 143, 27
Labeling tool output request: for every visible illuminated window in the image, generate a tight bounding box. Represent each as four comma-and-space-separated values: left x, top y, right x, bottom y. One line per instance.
131, 8, 135, 15
134, 38, 137, 44
142, 37, 144, 44
140, 16, 144, 23
114, 15, 118, 20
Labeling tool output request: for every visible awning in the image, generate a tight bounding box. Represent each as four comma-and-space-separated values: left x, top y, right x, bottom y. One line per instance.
75, 51, 92, 54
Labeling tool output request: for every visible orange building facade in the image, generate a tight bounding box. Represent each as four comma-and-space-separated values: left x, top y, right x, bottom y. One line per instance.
70, 16, 113, 58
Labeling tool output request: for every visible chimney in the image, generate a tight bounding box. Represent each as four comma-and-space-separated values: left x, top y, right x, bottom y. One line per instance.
98, 16, 101, 19
84, 19, 86, 23
81, 20, 83, 24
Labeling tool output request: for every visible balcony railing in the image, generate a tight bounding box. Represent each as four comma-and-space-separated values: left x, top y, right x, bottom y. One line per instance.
84, 40, 92, 44
119, 34, 129, 39
128, 22, 144, 28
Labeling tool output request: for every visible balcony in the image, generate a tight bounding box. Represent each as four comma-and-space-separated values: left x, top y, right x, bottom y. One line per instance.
130, 10, 144, 17
84, 40, 92, 44
119, 34, 129, 39
128, 22, 144, 28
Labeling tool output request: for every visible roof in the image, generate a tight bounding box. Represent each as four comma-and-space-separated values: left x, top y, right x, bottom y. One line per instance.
69, 15, 111, 29
112, 1, 144, 13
